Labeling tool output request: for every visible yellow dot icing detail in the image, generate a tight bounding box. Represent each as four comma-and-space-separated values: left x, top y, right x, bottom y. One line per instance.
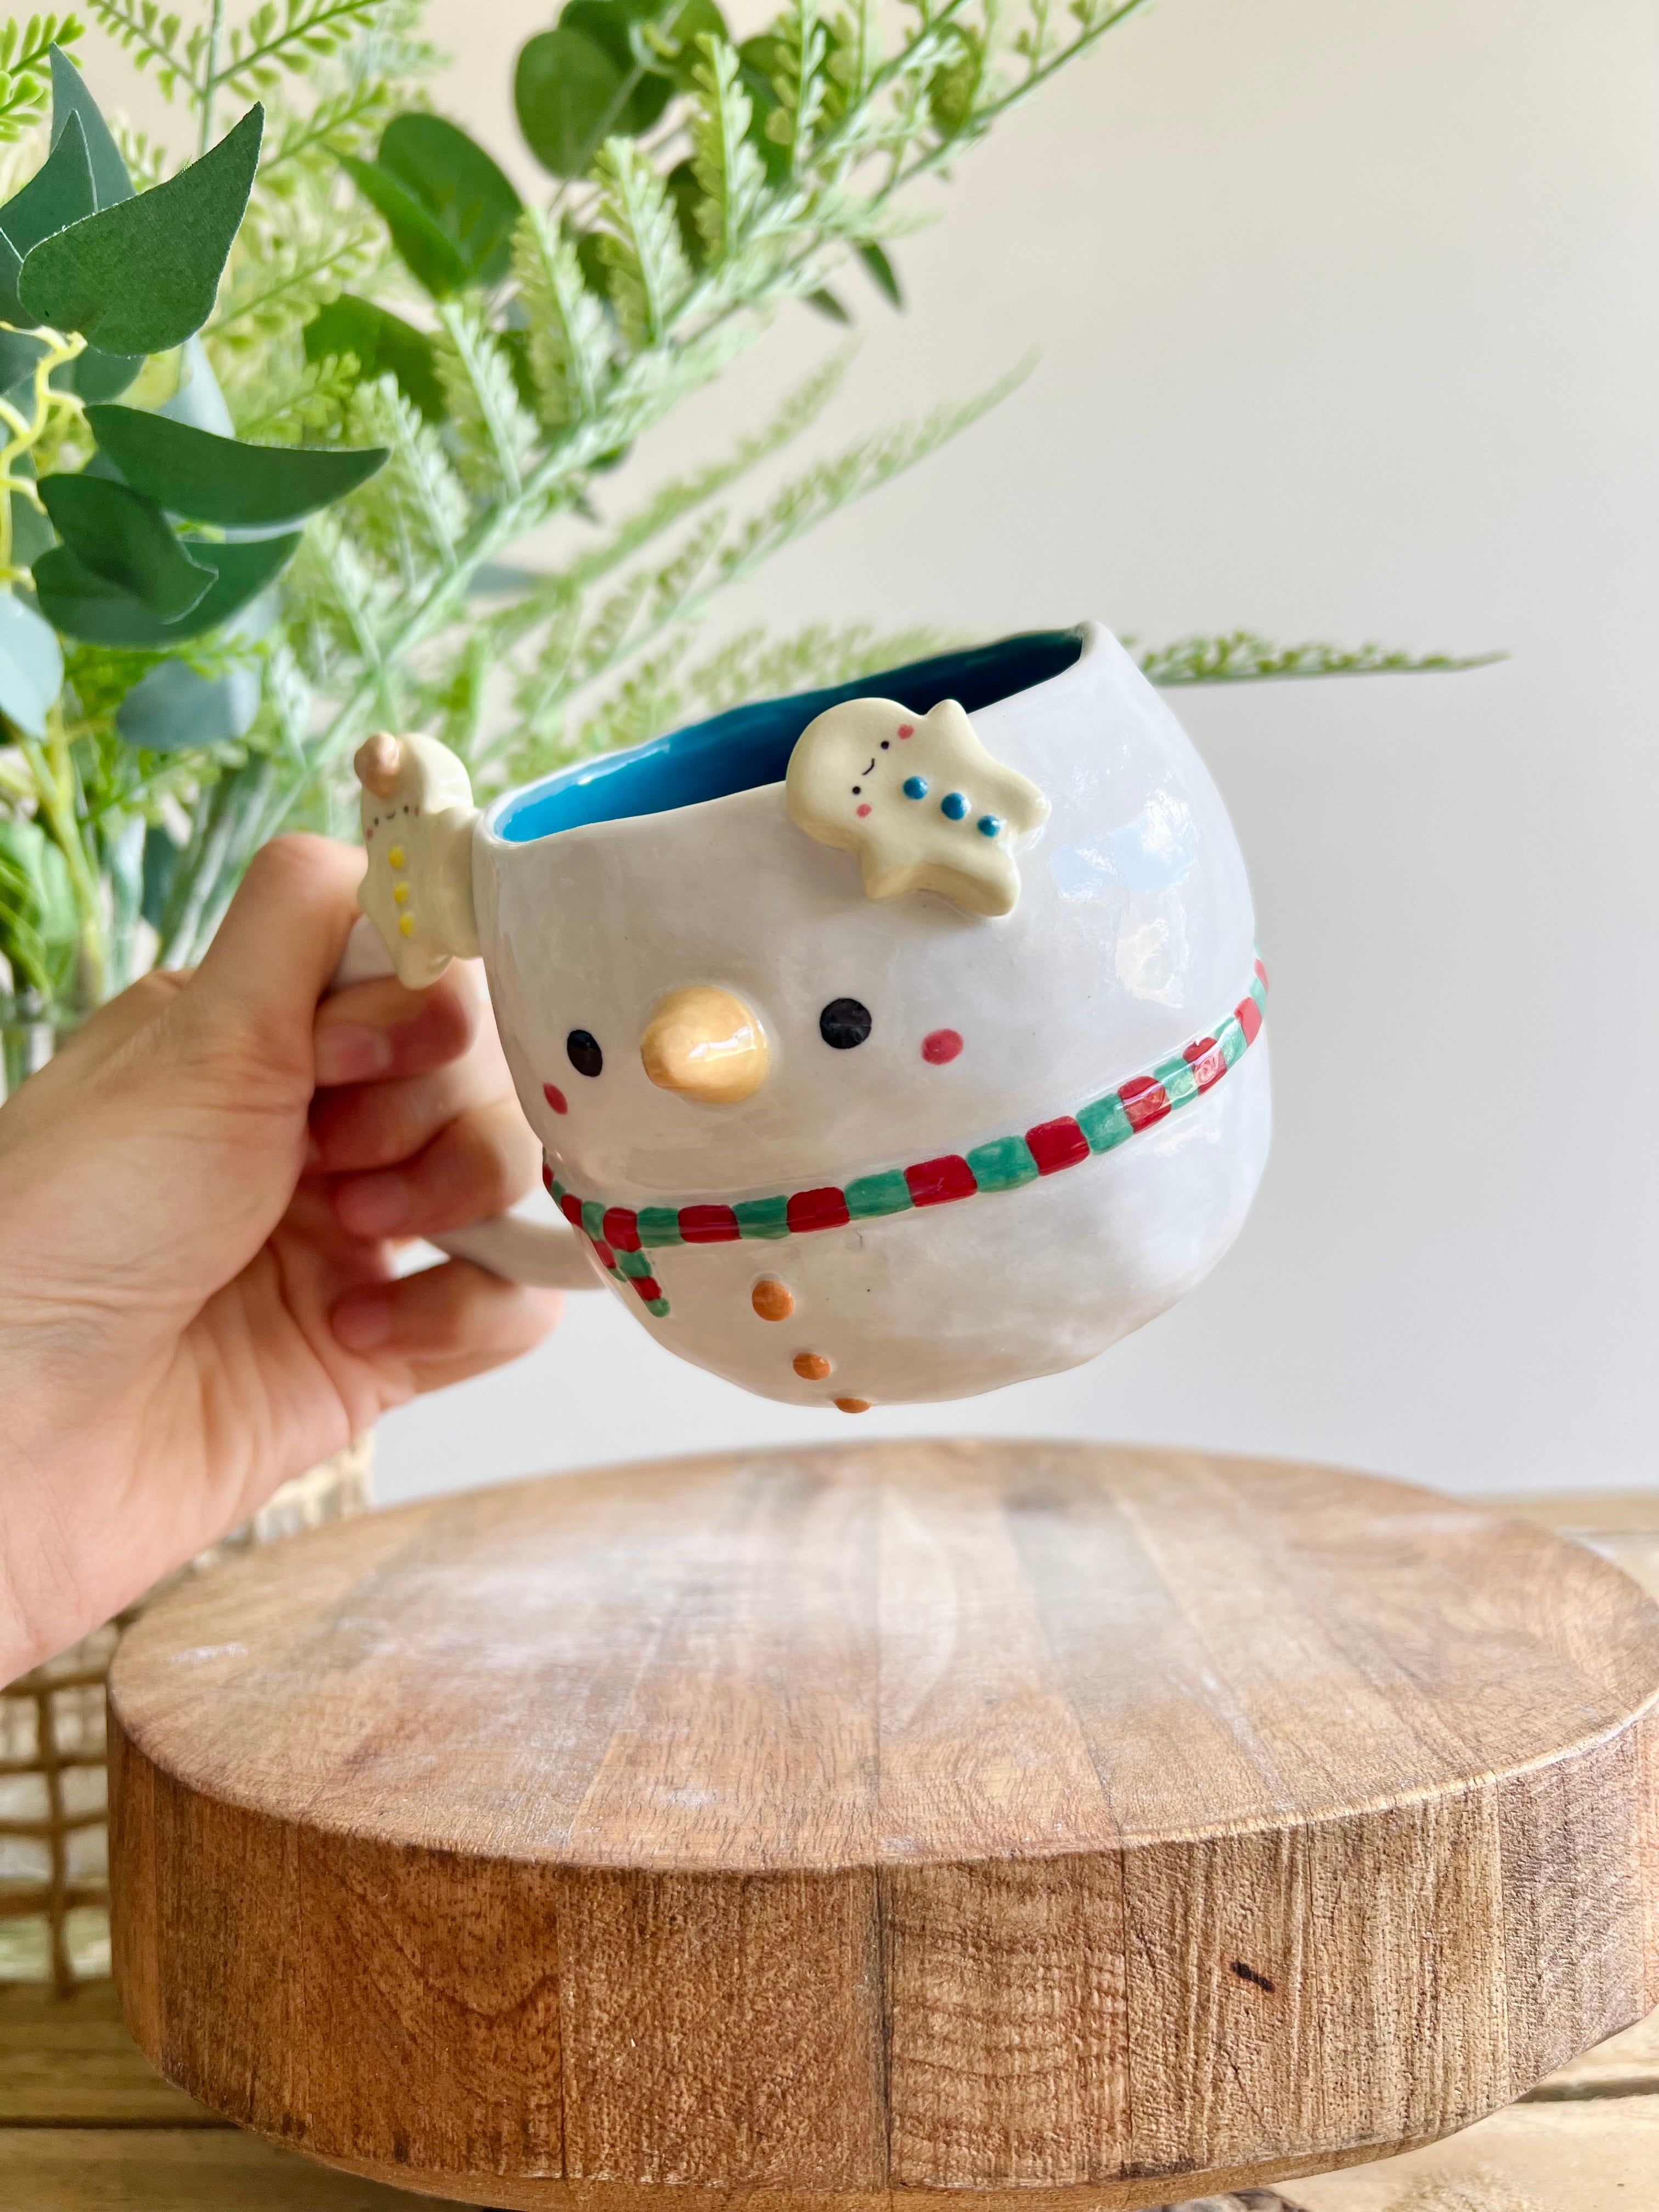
387, 844, 405, 868
397, 912, 415, 936
393, 882, 410, 905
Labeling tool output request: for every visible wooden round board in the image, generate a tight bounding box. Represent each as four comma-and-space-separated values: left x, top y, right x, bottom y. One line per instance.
108, 1442, 1659, 2211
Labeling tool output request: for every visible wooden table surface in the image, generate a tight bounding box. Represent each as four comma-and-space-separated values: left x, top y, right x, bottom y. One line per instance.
4, 1479, 1657, 2212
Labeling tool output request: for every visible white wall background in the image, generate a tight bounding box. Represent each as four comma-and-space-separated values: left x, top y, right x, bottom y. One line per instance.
116, 0, 1659, 1503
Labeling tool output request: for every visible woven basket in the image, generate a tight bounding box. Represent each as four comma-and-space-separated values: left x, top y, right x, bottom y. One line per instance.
0, 1436, 374, 1990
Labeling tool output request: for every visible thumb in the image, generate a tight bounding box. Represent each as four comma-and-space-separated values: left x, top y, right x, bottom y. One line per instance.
187, 835, 365, 1069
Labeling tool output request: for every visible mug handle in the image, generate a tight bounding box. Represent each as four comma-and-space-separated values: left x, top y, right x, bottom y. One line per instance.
330, 912, 596, 1293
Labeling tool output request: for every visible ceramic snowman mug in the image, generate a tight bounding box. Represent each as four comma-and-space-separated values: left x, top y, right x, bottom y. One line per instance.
349, 624, 1270, 1409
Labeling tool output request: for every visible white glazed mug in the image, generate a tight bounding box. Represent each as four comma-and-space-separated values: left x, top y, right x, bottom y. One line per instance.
349, 624, 1270, 1409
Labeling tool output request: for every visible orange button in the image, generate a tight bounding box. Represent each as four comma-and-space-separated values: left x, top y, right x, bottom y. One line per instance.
753, 1279, 795, 1322
793, 1352, 832, 1381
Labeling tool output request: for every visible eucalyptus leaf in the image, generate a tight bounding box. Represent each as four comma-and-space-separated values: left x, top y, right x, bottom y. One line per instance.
61, 345, 143, 401
0, 328, 49, 390
0, 113, 96, 258
347, 115, 521, 297
636, 0, 728, 88
38, 475, 215, 619
19, 106, 263, 356
33, 529, 300, 646
304, 294, 445, 422
0, 116, 97, 325
341, 154, 470, 298
515, 26, 634, 180
805, 287, 851, 324
9, 487, 54, 570
0, 232, 23, 328
0, 591, 64, 737
568, 0, 723, 93
858, 242, 902, 309
50, 45, 136, 210
560, 3, 674, 126
87, 407, 388, 528
140, 820, 181, 932
115, 654, 262, 751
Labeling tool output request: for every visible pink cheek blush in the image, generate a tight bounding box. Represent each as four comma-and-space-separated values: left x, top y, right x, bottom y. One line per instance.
543, 1083, 569, 1115
922, 1029, 964, 1065
897, 723, 914, 738
856, 803, 872, 817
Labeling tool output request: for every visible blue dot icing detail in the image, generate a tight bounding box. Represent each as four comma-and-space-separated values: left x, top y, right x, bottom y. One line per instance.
902, 775, 929, 800
977, 814, 1002, 838
940, 791, 969, 821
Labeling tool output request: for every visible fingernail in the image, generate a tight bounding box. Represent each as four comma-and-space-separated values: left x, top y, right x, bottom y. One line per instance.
332, 1289, 392, 1352
335, 1171, 409, 1237
315, 1023, 394, 1086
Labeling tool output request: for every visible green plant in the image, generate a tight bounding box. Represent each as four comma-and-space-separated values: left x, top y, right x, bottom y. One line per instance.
0, 23, 398, 1010
0, 2, 1488, 1028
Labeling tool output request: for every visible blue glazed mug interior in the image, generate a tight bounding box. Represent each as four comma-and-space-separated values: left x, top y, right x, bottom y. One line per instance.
490, 629, 1085, 843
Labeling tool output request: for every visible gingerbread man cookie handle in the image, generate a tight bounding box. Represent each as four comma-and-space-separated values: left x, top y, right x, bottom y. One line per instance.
354, 731, 482, 989
346, 729, 591, 1293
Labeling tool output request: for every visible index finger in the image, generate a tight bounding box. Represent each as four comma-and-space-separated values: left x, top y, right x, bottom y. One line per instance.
313, 967, 481, 1088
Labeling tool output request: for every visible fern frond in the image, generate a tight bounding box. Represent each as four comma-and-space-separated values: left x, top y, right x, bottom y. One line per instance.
703, 354, 1031, 600
207, 216, 380, 349
528, 617, 964, 786
565, 635, 697, 763
1132, 632, 1504, 685
256, 80, 394, 189
558, 346, 851, 599
510, 209, 610, 430
229, 350, 358, 441
528, 360, 1025, 716
84, 0, 199, 101
346, 373, 469, 578
595, 139, 692, 351
291, 510, 400, 713
768, 0, 829, 167
214, 0, 381, 99
690, 38, 765, 266
111, 118, 171, 187
682, 619, 964, 716
0, 15, 83, 143
432, 306, 539, 502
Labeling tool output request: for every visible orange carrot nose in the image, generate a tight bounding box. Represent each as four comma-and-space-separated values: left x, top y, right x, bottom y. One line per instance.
641, 988, 769, 1105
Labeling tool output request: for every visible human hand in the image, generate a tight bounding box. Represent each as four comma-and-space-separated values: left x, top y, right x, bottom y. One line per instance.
0, 834, 559, 1681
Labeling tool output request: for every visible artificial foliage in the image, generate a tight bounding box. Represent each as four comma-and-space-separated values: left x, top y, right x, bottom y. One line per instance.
0, 2, 1483, 1033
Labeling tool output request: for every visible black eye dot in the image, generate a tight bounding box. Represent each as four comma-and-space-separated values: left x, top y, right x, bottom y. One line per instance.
880, 740, 890, 749
820, 998, 872, 1050
566, 1029, 603, 1078
851, 785, 861, 794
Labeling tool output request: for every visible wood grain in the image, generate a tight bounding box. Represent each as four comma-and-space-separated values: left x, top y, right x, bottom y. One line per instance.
108, 1443, 1659, 2210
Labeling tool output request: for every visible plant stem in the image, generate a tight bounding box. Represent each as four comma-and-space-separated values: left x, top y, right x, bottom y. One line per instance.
199, 0, 225, 156
21, 725, 108, 1007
